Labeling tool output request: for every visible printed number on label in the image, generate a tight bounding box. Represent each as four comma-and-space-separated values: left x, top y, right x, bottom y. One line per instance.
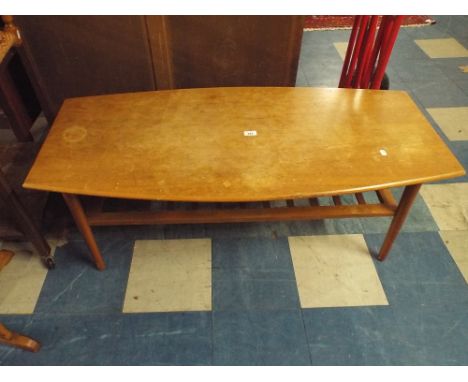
244, 130, 257, 137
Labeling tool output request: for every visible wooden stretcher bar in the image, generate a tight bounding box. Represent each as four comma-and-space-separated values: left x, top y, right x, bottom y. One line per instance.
61, 185, 422, 272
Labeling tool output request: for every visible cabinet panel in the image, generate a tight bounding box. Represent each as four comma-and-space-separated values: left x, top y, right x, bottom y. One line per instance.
14, 16, 304, 118
147, 16, 304, 89
15, 16, 155, 116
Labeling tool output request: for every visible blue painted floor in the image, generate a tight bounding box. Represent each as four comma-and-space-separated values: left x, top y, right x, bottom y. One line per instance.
1, 15, 467, 365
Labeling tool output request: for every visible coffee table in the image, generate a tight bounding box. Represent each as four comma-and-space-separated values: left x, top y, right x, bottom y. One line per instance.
23, 87, 465, 270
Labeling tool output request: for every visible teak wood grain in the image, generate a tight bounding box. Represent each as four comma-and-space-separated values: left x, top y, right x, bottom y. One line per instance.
23, 87, 465, 202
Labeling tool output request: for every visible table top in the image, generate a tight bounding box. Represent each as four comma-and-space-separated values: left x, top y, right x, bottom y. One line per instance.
24, 87, 465, 202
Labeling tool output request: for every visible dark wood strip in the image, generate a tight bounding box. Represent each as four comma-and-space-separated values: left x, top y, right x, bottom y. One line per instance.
332, 195, 342, 205
309, 198, 319, 206
83, 196, 105, 215
376, 189, 398, 209
355, 192, 366, 204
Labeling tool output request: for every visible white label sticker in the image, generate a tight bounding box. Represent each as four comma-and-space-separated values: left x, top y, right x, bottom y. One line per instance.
380, 149, 388, 156
244, 130, 257, 137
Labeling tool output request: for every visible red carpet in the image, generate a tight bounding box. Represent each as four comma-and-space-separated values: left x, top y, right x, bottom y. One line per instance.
304, 16, 435, 31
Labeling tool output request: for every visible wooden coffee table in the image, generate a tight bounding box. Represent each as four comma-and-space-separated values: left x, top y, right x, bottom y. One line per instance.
23, 87, 465, 270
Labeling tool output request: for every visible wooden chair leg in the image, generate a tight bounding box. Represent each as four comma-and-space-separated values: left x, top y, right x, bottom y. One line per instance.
62, 193, 106, 270
0, 322, 41, 352
16, 43, 56, 124
377, 184, 422, 261
0, 65, 34, 142
0, 173, 53, 268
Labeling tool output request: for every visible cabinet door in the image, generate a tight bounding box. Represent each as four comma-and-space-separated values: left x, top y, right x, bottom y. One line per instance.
146, 16, 304, 89
15, 16, 304, 118
15, 16, 155, 116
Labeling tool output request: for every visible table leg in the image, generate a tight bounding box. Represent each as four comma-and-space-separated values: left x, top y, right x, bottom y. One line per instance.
62, 193, 106, 270
377, 184, 422, 261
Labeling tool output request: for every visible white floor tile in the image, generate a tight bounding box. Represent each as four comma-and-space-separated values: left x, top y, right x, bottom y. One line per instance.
415, 38, 468, 58
0, 242, 52, 314
439, 230, 468, 283
420, 183, 468, 230
123, 239, 212, 313
288, 234, 388, 308
333, 42, 348, 60
427, 107, 468, 141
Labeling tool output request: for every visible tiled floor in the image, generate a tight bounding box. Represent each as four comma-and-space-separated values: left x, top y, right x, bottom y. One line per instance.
124, 239, 212, 313
426, 107, 468, 140
288, 235, 388, 308
1, 16, 467, 365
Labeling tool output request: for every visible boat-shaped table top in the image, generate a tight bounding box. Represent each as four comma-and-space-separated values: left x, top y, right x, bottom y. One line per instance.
24, 87, 465, 202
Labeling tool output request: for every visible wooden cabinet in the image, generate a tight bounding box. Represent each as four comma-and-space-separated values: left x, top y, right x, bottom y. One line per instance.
146, 16, 304, 89
15, 16, 304, 118
15, 16, 155, 117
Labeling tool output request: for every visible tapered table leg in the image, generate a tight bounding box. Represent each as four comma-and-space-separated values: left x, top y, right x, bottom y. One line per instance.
62, 193, 106, 270
377, 184, 422, 261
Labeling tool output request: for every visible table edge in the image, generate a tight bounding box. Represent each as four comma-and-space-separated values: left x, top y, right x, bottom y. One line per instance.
23, 168, 466, 202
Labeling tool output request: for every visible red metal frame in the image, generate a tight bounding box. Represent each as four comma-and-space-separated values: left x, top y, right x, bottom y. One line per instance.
371, 16, 404, 89
339, 15, 404, 90
353, 15, 379, 88
339, 16, 360, 87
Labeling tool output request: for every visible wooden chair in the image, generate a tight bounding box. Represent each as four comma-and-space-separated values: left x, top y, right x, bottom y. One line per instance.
0, 145, 49, 353
1, 15, 51, 142
0, 323, 40, 352
0, 249, 40, 352
0, 168, 53, 268
0, 16, 33, 141
0, 16, 54, 268
0, 306, 40, 352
